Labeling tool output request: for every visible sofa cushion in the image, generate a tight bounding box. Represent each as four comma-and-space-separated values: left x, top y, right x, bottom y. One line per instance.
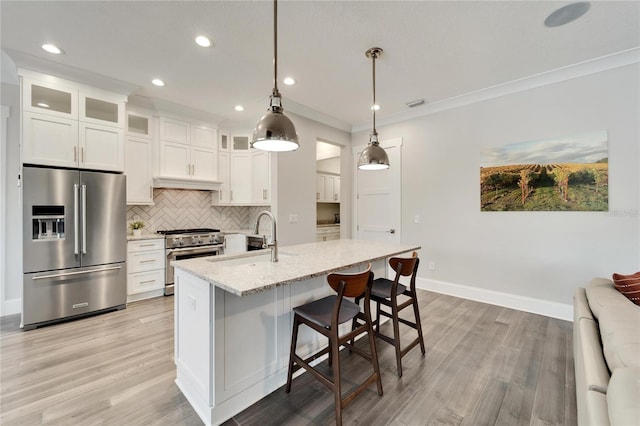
585, 278, 629, 320
599, 302, 640, 371
585, 390, 611, 426
612, 272, 640, 306
576, 317, 610, 393
607, 367, 640, 426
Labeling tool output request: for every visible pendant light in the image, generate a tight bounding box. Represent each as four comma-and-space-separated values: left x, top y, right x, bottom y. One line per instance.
251, 0, 299, 152
357, 47, 389, 170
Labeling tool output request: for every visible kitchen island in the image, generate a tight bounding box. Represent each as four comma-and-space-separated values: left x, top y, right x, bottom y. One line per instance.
172, 239, 420, 426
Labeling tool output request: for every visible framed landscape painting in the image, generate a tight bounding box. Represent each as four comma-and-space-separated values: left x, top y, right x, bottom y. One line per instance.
480, 130, 608, 211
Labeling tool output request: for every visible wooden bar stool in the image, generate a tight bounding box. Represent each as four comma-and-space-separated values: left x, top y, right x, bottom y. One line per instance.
355, 251, 425, 377
285, 264, 383, 425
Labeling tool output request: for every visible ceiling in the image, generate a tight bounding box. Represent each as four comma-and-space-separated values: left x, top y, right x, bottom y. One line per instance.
1, 1, 638, 131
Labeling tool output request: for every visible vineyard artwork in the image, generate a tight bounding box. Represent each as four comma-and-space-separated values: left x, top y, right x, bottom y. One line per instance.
480, 131, 608, 211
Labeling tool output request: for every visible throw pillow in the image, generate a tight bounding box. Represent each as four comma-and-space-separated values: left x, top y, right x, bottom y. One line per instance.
612, 272, 640, 306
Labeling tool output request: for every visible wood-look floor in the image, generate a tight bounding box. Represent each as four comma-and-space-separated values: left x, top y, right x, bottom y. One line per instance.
0, 290, 576, 426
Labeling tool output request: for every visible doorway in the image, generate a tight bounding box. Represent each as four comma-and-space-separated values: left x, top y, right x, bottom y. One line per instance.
353, 138, 402, 244
316, 140, 342, 241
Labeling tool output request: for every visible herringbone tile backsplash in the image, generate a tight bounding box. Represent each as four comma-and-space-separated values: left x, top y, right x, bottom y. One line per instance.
127, 189, 269, 232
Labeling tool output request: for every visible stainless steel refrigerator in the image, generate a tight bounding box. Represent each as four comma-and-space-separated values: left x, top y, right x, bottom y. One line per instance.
22, 166, 127, 329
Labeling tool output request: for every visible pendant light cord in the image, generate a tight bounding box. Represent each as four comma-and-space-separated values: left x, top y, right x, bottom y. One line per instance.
273, 0, 279, 97
371, 50, 377, 134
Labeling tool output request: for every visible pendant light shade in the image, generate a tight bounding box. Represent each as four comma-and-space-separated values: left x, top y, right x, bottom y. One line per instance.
358, 47, 389, 170
251, 0, 299, 152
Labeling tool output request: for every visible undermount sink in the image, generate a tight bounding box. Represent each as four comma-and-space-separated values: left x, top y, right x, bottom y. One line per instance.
207, 251, 297, 267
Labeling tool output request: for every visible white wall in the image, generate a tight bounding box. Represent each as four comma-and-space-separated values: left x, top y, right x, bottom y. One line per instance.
1, 81, 22, 315
353, 64, 640, 314
275, 113, 351, 246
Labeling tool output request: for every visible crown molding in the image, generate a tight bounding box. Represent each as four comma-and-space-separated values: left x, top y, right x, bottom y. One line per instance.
352, 47, 640, 133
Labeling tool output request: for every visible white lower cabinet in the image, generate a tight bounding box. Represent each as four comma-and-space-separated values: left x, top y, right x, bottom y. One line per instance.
127, 239, 165, 302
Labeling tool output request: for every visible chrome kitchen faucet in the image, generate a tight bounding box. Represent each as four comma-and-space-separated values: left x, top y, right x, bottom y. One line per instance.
254, 211, 278, 262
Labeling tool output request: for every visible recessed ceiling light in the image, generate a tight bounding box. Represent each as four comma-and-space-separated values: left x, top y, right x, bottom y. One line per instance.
37, 102, 50, 108
152, 79, 165, 87
283, 77, 296, 85
42, 44, 63, 54
544, 2, 591, 27
234, 105, 244, 112
370, 104, 380, 111
195, 35, 213, 47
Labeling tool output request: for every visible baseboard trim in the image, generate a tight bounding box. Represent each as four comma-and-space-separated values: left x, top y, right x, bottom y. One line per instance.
1, 298, 21, 317
417, 278, 573, 322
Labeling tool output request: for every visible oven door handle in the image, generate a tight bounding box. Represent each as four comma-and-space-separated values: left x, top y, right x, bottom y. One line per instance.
166, 246, 222, 257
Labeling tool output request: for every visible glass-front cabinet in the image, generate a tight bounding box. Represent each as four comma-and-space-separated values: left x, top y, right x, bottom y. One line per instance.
20, 70, 126, 172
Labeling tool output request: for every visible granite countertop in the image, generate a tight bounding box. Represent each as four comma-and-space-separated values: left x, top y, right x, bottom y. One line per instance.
127, 232, 165, 241
172, 239, 420, 297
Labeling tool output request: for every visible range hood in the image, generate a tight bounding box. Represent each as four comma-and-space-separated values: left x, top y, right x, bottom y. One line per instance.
152, 176, 222, 191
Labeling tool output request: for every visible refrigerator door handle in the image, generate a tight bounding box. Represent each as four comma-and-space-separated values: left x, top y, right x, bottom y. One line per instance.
31, 265, 123, 280
74, 184, 79, 255
82, 184, 87, 255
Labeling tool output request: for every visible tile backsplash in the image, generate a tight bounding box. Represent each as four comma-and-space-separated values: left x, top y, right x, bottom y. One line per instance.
127, 189, 269, 232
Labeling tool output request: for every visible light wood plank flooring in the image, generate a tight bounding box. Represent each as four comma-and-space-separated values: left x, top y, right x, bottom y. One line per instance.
0, 291, 576, 425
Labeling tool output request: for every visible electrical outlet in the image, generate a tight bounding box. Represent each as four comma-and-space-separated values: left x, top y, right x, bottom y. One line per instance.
289, 214, 298, 224
428, 262, 436, 271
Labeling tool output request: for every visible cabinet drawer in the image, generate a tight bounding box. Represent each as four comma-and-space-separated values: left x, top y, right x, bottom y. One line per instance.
128, 270, 164, 295
127, 250, 165, 273
128, 239, 164, 253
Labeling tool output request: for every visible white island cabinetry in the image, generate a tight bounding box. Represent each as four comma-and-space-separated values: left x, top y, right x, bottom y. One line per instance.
172, 239, 420, 425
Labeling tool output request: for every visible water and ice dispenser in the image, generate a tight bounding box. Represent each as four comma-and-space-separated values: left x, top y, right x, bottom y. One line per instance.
31, 206, 65, 241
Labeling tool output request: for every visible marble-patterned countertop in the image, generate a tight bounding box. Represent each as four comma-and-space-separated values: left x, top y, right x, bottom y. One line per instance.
126, 232, 165, 241
172, 239, 420, 297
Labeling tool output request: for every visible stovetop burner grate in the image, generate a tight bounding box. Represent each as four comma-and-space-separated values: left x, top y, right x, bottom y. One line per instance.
157, 228, 221, 235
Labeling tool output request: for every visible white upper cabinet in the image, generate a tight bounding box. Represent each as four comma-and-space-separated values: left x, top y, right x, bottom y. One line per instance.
251, 150, 271, 204
125, 111, 154, 205
317, 173, 340, 203
20, 70, 126, 172
213, 131, 271, 206
155, 116, 218, 189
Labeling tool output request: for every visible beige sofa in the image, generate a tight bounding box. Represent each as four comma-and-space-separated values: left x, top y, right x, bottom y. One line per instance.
573, 278, 640, 426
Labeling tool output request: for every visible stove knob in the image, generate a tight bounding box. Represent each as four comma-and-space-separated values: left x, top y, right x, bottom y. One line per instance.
178, 239, 185, 246
195, 238, 203, 244
172, 239, 179, 247
209, 236, 216, 243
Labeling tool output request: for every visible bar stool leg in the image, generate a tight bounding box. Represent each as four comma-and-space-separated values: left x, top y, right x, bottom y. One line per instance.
285, 314, 300, 393
391, 298, 403, 377
366, 315, 384, 396
412, 293, 426, 354
331, 329, 343, 426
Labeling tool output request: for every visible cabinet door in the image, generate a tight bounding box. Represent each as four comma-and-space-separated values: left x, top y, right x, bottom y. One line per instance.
324, 176, 335, 202
160, 117, 190, 145
215, 151, 230, 204
231, 134, 250, 151
219, 133, 229, 151
23, 78, 77, 120
333, 177, 341, 202
159, 141, 190, 178
229, 153, 251, 203
80, 89, 125, 128
191, 146, 217, 180
79, 122, 124, 171
125, 136, 153, 205
23, 112, 79, 168
251, 151, 270, 203
316, 174, 325, 202
127, 112, 152, 138
191, 125, 217, 149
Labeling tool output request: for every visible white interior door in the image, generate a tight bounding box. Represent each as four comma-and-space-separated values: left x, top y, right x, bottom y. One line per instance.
353, 138, 402, 243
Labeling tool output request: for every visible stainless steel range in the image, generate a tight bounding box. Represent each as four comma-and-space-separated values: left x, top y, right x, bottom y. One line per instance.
157, 228, 224, 295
